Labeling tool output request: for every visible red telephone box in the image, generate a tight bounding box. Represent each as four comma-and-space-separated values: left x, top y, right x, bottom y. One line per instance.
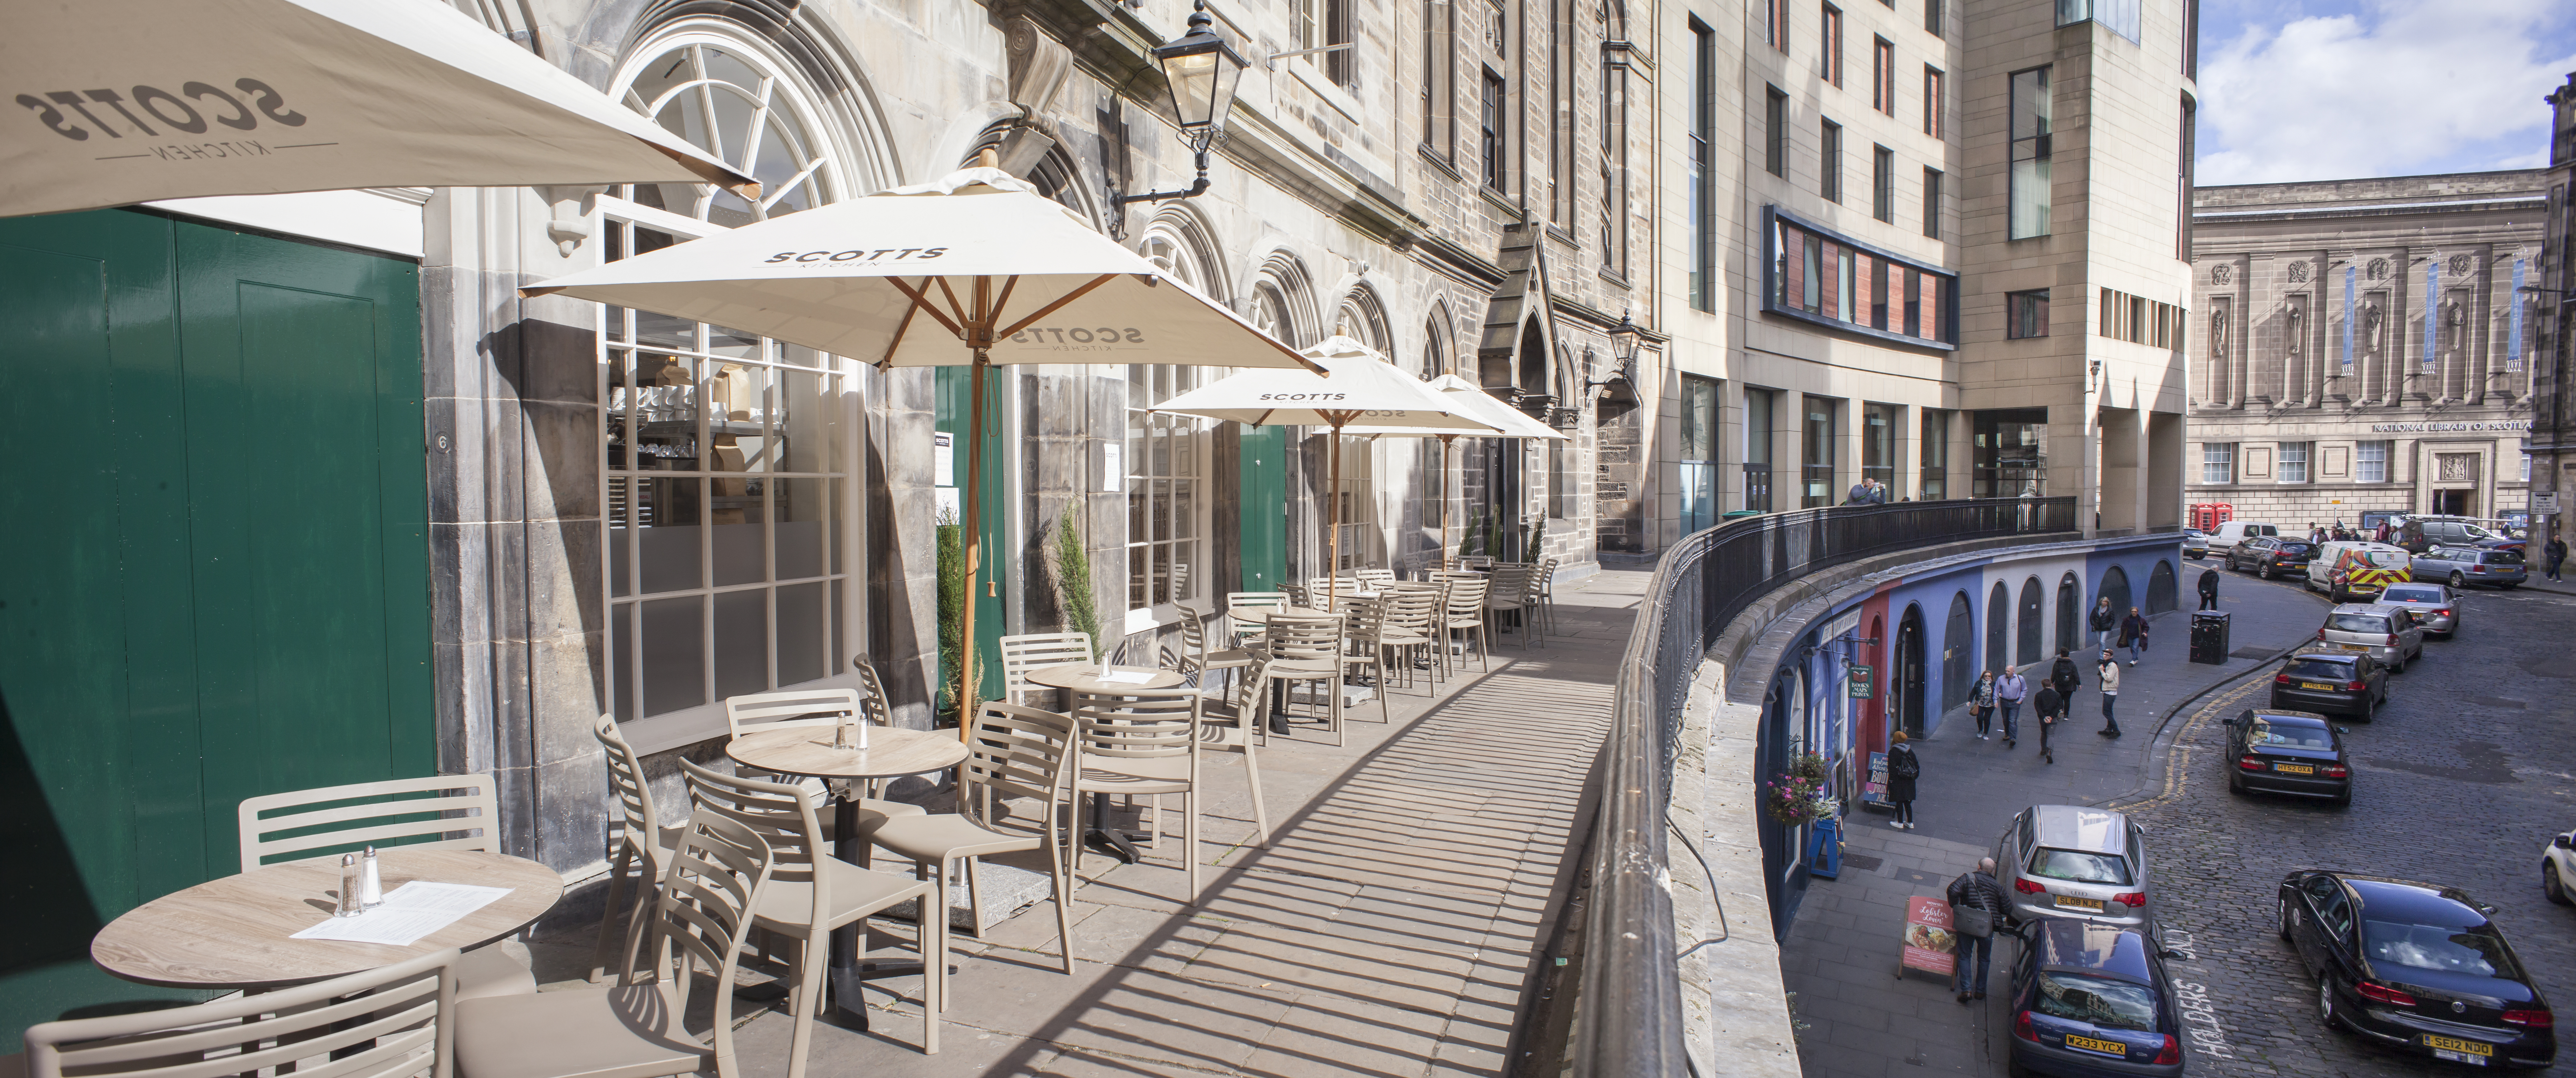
2189, 503, 2233, 531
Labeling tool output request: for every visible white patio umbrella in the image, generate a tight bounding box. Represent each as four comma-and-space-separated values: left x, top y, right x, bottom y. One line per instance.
522, 162, 1318, 721
1149, 338, 1506, 608
2, 0, 756, 218
1337, 374, 1567, 568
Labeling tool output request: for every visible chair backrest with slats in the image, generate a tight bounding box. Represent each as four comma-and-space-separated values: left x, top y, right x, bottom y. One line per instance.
1069, 687, 1202, 766
23, 945, 461, 1078
677, 759, 827, 909
1225, 592, 1288, 613
238, 773, 500, 871
1379, 587, 1441, 636
633, 811, 773, 1073
1486, 565, 1531, 607
960, 703, 1075, 826
1261, 613, 1344, 665
998, 632, 1095, 705
1443, 575, 1491, 621
1459, 554, 1494, 569
853, 658, 896, 728
595, 715, 659, 859
1175, 609, 1219, 676
1353, 568, 1396, 591
723, 687, 860, 740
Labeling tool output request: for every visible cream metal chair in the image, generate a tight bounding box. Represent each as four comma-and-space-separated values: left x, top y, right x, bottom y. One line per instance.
1484, 563, 1538, 650
590, 714, 688, 984
237, 772, 534, 1003
1441, 574, 1494, 674
1175, 607, 1255, 694
1368, 586, 1443, 695
1533, 556, 1564, 636
721, 686, 927, 856
998, 631, 1095, 708
1255, 613, 1346, 746
1195, 658, 1276, 848
1352, 567, 1397, 592
1336, 599, 1396, 726
871, 703, 1077, 994
1224, 591, 1291, 648
454, 811, 787, 1078
1066, 686, 1207, 901
679, 761, 945, 1070
21, 946, 460, 1078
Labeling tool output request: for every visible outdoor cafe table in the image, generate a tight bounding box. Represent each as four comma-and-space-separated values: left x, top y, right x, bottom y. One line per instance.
90, 848, 563, 990
1219, 606, 1338, 736
725, 724, 966, 1028
1021, 662, 1189, 864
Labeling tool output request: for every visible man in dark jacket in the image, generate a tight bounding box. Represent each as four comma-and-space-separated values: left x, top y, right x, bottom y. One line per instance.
2049, 647, 2081, 699
2119, 607, 2151, 665
1947, 857, 2006, 1002
2032, 681, 2065, 764
2549, 535, 2568, 582
2197, 567, 2220, 610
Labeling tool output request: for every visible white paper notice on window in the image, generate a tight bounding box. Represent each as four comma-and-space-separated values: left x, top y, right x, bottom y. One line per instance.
1098, 669, 1156, 685
289, 882, 515, 947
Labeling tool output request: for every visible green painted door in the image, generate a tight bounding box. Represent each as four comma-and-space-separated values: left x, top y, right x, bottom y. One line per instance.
0, 210, 430, 1041
1239, 426, 1286, 592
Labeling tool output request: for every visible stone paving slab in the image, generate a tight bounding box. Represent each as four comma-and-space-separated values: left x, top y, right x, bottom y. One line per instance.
526, 572, 1642, 1078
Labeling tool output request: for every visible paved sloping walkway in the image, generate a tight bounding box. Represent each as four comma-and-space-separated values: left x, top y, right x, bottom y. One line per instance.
531, 572, 1641, 1078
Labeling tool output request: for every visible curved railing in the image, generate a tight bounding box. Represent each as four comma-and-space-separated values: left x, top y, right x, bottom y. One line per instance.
1565, 496, 2078, 1076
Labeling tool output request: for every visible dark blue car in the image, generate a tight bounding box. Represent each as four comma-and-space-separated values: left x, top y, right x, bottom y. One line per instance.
2008, 919, 2188, 1077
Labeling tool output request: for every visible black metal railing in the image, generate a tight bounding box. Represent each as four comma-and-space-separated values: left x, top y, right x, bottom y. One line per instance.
1565, 496, 2076, 1076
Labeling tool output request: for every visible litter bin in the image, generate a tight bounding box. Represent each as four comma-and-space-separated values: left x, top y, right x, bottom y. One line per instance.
2190, 610, 2231, 665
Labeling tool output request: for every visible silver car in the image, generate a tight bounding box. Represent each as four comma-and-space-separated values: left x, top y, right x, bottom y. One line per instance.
1992, 805, 2153, 928
2316, 603, 2426, 673
2411, 544, 2527, 590
2374, 582, 2458, 637
2183, 529, 2209, 559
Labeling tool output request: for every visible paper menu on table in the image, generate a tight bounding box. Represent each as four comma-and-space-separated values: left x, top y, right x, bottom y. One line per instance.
1098, 670, 1156, 685
289, 881, 515, 947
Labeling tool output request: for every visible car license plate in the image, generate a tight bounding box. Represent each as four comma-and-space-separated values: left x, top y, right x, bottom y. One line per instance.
2054, 895, 2105, 911
2275, 762, 2314, 774
2064, 1034, 2126, 1056
2330, 643, 2369, 652
2424, 1035, 2493, 1059
2300, 681, 2335, 691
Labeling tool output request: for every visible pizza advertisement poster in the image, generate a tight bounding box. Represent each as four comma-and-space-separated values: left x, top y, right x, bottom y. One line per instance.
1900, 896, 1957, 976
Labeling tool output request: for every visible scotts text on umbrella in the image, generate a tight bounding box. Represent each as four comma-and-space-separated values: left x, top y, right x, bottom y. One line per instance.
1010, 328, 1147, 344
764, 249, 949, 263
17, 81, 306, 141
1257, 393, 1352, 401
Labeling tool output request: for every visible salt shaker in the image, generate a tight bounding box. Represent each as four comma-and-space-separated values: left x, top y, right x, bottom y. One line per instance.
336, 853, 365, 917
359, 846, 384, 909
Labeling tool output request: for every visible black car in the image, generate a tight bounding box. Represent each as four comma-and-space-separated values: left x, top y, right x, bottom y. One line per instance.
2007, 918, 2188, 1077
2230, 536, 2316, 580
2221, 709, 2351, 804
2270, 648, 2389, 721
2278, 871, 2557, 1069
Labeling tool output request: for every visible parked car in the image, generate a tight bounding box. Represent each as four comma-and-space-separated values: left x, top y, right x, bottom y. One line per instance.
2374, 583, 2458, 637
2271, 647, 2389, 721
2307, 541, 2414, 603
2227, 536, 2315, 580
2316, 604, 2426, 673
2411, 545, 2526, 590
2206, 520, 2280, 556
2222, 709, 2352, 804
1994, 805, 2153, 929
2277, 871, 2556, 1069
2183, 529, 2209, 559
2006, 919, 2188, 1077
2396, 516, 2518, 554
2545, 828, 2575, 906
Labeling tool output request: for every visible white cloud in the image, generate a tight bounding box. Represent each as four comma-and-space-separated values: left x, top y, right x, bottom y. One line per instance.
2197, 0, 2576, 185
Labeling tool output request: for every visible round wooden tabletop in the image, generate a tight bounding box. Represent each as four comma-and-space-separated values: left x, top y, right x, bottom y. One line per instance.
1020, 663, 1187, 694
726, 724, 968, 781
91, 848, 563, 990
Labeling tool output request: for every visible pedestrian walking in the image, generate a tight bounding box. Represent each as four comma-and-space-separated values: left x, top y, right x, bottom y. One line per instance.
2549, 535, 2568, 583
2032, 680, 2064, 764
1947, 857, 2005, 1003
2374, 519, 2392, 543
1886, 730, 1921, 830
1995, 667, 2029, 748
2096, 649, 2122, 737
1971, 671, 1998, 739
2309, 522, 2326, 544
2119, 607, 2150, 664
2049, 646, 2082, 699
2196, 566, 2219, 610
2088, 597, 2116, 651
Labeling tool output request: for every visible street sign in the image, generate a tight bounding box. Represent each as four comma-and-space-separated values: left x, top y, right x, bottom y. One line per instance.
1847, 664, 1875, 698
2534, 491, 2559, 515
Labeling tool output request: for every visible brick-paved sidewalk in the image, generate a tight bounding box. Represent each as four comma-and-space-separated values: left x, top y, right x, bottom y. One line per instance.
1777, 572, 2333, 1077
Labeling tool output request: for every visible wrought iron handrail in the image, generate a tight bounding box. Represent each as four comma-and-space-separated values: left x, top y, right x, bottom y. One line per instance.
1566, 496, 2077, 1076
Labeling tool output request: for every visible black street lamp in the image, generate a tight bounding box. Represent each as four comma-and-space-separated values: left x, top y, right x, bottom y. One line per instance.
1589, 310, 1643, 404
1110, 2, 1247, 216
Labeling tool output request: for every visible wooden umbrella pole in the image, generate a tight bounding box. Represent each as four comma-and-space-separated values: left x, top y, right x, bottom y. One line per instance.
958, 349, 988, 741
1438, 434, 1456, 570
1326, 420, 1341, 611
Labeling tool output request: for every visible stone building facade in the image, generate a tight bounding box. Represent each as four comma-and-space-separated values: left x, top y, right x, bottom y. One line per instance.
2531, 75, 2576, 551
2187, 171, 2547, 530
1641, 0, 2197, 551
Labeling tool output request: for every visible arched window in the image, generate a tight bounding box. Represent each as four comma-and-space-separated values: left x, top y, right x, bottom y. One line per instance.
1986, 581, 2010, 673
1123, 214, 1225, 617
1423, 306, 1452, 379
2099, 565, 2133, 621
2146, 560, 2178, 614
602, 29, 866, 722
2017, 577, 2044, 665
2056, 572, 2079, 654
1943, 591, 1975, 709
1249, 254, 1317, 348
1334, 286, 1392, 353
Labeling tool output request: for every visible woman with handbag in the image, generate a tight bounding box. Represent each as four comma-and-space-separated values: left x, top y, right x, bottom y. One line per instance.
1886, 731, 1921, 829
1969, 671, 1998, 739
1946, 857, 2005, 1002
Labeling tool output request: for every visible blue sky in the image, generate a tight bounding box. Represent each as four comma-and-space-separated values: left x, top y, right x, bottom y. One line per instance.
2196, 0, 2576, 185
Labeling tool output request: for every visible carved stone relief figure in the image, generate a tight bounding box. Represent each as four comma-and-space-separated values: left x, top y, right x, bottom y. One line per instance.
2287, 261, 2310, 284
2357, 297, 2385, 406
2437, 295, 2465, 404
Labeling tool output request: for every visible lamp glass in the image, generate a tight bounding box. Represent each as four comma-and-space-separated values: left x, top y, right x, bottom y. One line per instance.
1157, 29, 1244, 136
1608, 319, 1642, 365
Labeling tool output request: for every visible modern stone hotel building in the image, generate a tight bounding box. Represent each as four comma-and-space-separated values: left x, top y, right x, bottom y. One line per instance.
2186, 172, 2547, 529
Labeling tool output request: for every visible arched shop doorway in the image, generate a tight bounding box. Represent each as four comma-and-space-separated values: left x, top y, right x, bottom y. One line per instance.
2146, 560, 2178, 614
1986, 582, 2010, 673
2099, 564, 2133, 620
2056, 573, 2080, 655
1943, 590, 1975, 710
1896, 605, 1927, 738
2017, 577, 2043, 666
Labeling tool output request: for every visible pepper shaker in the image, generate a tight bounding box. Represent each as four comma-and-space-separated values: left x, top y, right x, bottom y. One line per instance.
336, 854, 364, 917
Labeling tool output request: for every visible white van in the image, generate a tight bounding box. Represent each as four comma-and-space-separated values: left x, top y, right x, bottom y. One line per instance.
2206, 521, 2279, 555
